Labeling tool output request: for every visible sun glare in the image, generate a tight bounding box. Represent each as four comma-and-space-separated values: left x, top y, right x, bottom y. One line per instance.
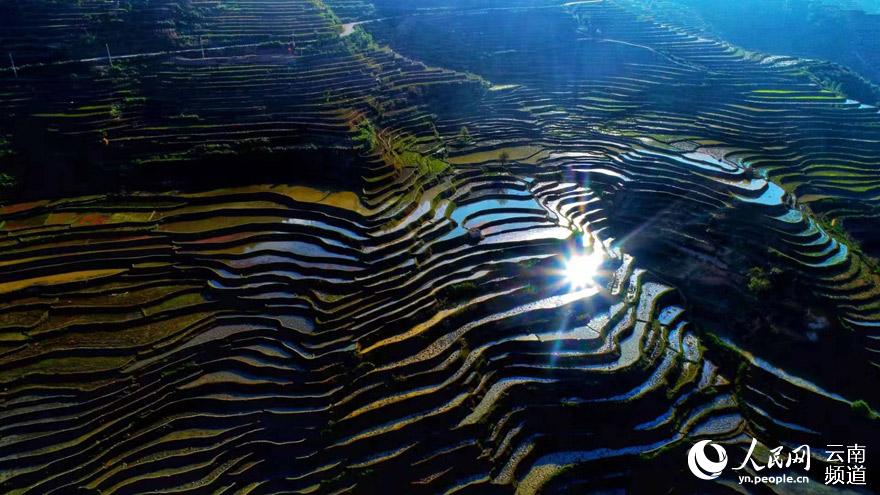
564, 248, 605, 290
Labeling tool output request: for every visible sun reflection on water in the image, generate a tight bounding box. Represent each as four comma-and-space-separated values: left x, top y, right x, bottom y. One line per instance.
564, 248, 605, 290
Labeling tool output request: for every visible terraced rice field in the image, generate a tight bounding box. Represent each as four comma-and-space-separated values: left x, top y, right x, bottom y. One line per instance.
1, 0, 879, 493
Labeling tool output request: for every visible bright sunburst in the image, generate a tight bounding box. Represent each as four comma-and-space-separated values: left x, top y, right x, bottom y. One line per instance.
564, 248, 605, 290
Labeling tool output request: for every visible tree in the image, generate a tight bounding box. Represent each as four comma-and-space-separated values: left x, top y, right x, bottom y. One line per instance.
498, 150, 510, 168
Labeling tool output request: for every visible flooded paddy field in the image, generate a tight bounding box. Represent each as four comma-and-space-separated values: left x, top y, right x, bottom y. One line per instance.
1, 0, 879, 493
